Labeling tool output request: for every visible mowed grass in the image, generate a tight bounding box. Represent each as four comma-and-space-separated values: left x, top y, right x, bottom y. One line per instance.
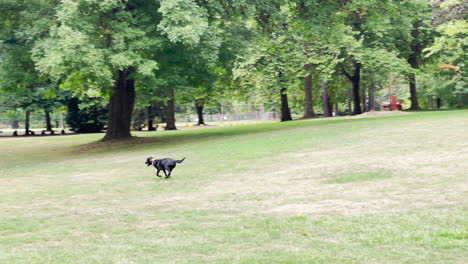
1, 110, 467, 263
325, 170, 392, 184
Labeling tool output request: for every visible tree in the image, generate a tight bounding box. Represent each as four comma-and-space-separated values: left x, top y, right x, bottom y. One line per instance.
403, 2, 434, 110
292, 1, 430, 114
0, 0, 58, 134
289, 0, 363, 114
32, 0, 209, 140
422, 0, 468, 108
233, 5, 306, 121
3, 0, 464, 135
65, 96, 108, 133
153, 26, 222, 129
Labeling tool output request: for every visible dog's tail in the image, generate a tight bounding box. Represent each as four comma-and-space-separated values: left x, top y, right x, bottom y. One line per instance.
176, 157, 186, 163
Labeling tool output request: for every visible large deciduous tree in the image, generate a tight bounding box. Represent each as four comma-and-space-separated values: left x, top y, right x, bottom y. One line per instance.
32, 0, 208, 140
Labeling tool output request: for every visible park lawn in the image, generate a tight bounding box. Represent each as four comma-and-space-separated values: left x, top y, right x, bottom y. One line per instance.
0, 110, 467, 264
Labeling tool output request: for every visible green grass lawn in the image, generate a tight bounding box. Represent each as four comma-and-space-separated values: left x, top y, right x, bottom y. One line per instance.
1, 111, 467, 263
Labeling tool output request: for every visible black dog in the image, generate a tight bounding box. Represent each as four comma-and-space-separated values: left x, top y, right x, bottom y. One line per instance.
145, 156, 185, 178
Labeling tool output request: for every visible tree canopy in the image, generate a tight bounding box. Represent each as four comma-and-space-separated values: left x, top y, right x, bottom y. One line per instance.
0, 0, 466, 139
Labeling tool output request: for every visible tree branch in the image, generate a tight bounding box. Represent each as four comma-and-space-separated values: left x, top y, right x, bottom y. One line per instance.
341, 66, 353, 80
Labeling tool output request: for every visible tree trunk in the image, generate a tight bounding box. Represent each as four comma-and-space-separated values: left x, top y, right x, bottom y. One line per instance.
147, 105, 155, 131
195, 99, 205, 125
45, 110, 52, 131
148, 118, 154, 131
408, 73, 420, 110
11, 120, 19, 129
351, 64, 362, 115
25, 111, 30, 135
165, 88, 177, 130
351, 80, 361, 114
334, 103, 339, 116
435, 98, 441, 110
303, 64, 315, 118
368, 82, 376, 111
102, 69, 135, 141
60, 113, 65, 129
347, 86, 352, 115
407, 20, 422, 110
280, 87, 292, 122
346, 11, 363, 114
362, 84, 367, 112
278, 71, 292, 122
321, 79, 332, 117
343, 62, 362, 115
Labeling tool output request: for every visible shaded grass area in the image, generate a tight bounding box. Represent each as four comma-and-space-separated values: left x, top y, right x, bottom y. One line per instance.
0, 110, 467, 263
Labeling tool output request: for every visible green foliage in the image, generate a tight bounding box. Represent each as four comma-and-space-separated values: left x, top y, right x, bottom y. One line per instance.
1, 0, 466, 136
232, 7, 306, 105
231, 0, 430, 112
0, 0, 67, 117
65, 96, 108, 133
158, 0, 209, 45
31, 0, 164, 91
425, 20, 467, 65
420, 6, 467, 108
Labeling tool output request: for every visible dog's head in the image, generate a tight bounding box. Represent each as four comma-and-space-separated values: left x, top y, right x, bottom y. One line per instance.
145, 157, 154, 166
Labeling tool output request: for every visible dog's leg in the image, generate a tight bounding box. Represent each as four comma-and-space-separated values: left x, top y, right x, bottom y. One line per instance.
156, 169, 162, 177
162, 170, 168, 178
165, 168, 173, 178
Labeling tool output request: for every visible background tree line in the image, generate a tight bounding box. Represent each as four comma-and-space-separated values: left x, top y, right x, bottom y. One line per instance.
0, 0, 466, 140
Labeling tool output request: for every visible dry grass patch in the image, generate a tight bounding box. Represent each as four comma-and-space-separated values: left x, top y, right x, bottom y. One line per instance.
160, 115, 468, 217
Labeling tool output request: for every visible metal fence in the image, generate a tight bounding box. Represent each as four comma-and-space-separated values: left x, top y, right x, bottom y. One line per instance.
179, 111, 279, 123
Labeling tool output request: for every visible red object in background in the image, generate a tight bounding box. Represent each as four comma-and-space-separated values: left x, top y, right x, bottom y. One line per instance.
381, 96, 404, 111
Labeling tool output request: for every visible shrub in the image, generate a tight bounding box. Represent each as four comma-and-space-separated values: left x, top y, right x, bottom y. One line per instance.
66, 97, 107, 133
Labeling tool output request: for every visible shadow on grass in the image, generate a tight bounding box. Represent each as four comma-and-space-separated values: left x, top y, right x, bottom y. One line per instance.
75, 117, 369, 153
75, 110, 466, 153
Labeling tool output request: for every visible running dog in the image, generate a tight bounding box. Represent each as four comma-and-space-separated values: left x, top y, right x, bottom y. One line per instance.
145, 156, 185, 178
